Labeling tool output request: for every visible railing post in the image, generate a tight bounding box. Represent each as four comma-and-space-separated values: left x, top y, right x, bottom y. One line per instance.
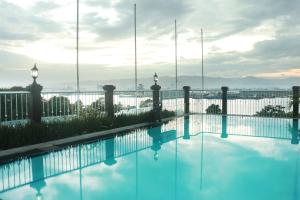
221, 86, 229, 115
151, 83, 161, 122
103, 85, 116, 118
292, 86, 300, 119
183, 86, 191, 115
29, 81, 43, 123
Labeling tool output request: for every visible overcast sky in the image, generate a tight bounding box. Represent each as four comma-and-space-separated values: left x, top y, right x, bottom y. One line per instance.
0, 0, 299, 87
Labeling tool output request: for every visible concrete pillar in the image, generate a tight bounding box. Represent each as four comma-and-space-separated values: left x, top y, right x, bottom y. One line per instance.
103, 85, 116, 118
221, 86, 229, 115
183, 86, 191, 114
292, 86, 300, 119
150, 84, 161, 122
29, 81, 43, 123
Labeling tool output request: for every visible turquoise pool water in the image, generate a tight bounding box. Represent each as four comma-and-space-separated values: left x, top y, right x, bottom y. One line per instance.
0, 115, 299, 200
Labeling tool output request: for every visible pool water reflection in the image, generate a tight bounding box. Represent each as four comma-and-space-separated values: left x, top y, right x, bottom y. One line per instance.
0, 115, 299, 200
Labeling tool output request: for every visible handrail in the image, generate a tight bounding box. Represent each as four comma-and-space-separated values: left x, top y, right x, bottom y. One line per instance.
0, 89, 292, 94
0, 91, 30, 94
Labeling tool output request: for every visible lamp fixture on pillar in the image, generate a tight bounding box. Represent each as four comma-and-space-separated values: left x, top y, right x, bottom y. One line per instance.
31, 63, 39, 82
154, 72, 158, 85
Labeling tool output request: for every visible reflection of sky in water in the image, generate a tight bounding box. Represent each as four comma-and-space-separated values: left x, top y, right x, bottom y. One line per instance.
0, 115, 299, 200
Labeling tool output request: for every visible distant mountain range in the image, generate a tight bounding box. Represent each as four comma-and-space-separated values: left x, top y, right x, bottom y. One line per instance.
51, 76, 300, 91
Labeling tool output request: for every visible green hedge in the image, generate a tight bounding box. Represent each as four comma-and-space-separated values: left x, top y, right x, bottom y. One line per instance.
0, 110, 175, 150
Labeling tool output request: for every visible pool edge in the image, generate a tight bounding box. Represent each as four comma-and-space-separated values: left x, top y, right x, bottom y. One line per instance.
0, 116, 179, 164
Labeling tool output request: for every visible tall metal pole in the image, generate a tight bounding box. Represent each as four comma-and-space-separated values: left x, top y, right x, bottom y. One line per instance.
201, 28, 204, 90
200, 28, 204, 190
175, 20, 178, 90
134, 4, 137, 90
76, 0, 80, 116
76, 0, 80, 92
134, 4, 138, 115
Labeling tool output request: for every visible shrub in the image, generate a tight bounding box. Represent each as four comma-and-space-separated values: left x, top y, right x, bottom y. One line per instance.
0, 110, 175, 150
206, 104, 221, 114
255, 105, 287, 117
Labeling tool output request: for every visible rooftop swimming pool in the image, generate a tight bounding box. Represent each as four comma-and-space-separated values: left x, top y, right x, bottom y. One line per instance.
0, 115, 299, 200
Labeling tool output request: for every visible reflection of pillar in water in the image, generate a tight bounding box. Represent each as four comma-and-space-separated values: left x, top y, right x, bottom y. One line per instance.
291, 119, 299, 145
105, 137, 117, 166
221, 116, 228, 138
30, 156, 46, 200
183, 116, 190, 140
148, 125, 162, 161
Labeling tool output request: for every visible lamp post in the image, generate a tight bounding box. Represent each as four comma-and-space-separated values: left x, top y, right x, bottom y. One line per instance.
150, 72, 161, 122
29, 64, 43, 123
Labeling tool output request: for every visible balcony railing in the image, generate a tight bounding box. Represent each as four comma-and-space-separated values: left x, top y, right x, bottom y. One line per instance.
0, 87, 299, 125
0, 91, 30, 123
190, 89, 294, 118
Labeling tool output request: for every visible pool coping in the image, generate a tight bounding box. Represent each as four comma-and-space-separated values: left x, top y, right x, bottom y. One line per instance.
0, 116, 178, 164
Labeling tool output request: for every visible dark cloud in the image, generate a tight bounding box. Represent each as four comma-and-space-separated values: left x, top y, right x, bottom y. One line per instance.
81, 0, 192, 41
188, 0, 300, 42
195, 33, 300, 77
240, 0, 300, 21
81, 11, 132, 41
82, 0, 300, 43
177, 0, 300, 77
246, 35, 300, 59
0, 0, 62, 41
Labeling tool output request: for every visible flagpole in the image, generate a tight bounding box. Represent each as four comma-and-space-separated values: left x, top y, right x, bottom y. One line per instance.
201, 28, 204, 90
76, 0, 80, 92
175, 20, 178, 90
76, 0, 80, 116
200, 28, 204, 190
134, 4, 137, 90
